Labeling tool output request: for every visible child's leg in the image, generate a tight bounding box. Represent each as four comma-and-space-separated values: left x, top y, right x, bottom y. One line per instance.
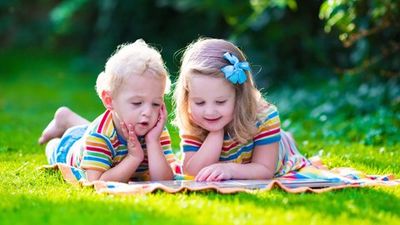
38, 106, 89, 144
45, 138, 61, 164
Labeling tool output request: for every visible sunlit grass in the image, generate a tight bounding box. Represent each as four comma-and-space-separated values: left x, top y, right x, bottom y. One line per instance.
0, 50, 399, 225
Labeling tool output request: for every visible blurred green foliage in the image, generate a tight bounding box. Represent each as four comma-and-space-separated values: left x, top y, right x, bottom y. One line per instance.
0, 0, 398, 147
267, 75, 400, 146
1, 0, 399, 80
319, 0, 400, 77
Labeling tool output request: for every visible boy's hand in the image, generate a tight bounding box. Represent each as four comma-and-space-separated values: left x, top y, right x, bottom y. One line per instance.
145, 103, 167, 143
120, 122, 144, 162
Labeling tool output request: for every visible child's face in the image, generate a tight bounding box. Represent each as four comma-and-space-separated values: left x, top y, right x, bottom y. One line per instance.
111, 73, 165, 136
188, 75, 235, 132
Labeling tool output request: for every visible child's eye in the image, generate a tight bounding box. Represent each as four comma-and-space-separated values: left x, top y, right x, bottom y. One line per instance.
195, 101, 205, 106
152, 103, 161, 107
216, 100, 227, 105
131, 102, 142, 106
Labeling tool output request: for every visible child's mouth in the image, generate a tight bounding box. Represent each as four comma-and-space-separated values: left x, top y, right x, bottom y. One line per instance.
204, 117, 222, 122
138, 122, 149, 126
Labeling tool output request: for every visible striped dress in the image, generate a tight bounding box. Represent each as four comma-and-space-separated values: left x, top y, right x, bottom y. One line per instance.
181, 104, 310, 177
56, 110, 178, 181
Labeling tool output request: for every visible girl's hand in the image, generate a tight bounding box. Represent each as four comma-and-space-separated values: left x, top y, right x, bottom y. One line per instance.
120, 122, 144, 162
189, 113, 224, 135
145, 103, 167, 143
195, 163, 233, 182
208, 129, 224, 137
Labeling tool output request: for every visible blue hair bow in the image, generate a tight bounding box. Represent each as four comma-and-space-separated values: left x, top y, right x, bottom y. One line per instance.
221, 52, 250, 85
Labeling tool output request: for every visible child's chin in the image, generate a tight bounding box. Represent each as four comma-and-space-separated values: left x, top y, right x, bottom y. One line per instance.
134, 128, 149, 136
202, 125, 224, 132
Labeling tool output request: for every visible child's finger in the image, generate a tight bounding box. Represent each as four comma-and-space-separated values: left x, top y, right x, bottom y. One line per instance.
214, 173, 224, 181
154, 105, 166, 128
128, 123, 133, 132
120, 122, 128, 137
161, 103, 168, 117
128, 138, 136, 148
159, 104, 166, 121
128, 123, 135, 137
128, 124, 140, 144
206, 170, 220, 182
195, 167, 211, 182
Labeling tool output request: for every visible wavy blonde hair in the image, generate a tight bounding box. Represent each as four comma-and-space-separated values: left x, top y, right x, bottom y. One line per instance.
173, 38, 268, 143
95, 39, 170, 98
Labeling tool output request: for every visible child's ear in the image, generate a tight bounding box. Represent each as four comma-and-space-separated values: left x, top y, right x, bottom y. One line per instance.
101, 90, 113, 110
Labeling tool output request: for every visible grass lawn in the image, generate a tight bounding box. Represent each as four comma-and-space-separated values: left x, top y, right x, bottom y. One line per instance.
0, 50, 399, 225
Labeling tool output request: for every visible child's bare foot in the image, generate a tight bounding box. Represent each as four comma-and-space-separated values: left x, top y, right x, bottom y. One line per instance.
38, 107, 89, 145
38, 107, 71, 144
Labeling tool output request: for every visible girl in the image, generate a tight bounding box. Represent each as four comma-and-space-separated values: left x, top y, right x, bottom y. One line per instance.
174, 38, 310, 182
39, 39, 178, 182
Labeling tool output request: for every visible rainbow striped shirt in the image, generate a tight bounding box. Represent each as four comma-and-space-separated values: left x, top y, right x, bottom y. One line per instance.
181, 104, 310, 175
181, 104, 281, 163
66, 110, 177, 181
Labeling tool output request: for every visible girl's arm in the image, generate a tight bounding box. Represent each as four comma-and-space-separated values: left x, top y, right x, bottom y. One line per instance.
183, 129, 224, 176
195, 142, 279, 181
228, 142, 279, 179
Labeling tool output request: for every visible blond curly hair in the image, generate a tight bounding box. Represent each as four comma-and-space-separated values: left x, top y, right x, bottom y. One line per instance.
95, 39, 170, 98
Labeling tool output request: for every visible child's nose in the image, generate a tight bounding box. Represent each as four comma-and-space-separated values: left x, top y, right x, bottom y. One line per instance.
141, 104, 153, 117
204, 106, 217, 115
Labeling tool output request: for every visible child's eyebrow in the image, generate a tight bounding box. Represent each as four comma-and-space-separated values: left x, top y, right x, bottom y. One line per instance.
216, 95, 232, 99
192, 95, 231, 99
189, 96, 204, 100
128, 95, 144, 100
128, 95, 163, 101
153, 97, 163, 101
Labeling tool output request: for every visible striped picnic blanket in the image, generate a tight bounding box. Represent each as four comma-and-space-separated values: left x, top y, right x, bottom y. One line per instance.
41, 157, 399, 194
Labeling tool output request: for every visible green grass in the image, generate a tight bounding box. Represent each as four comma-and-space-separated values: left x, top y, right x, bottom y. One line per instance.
0, 50, 399, 225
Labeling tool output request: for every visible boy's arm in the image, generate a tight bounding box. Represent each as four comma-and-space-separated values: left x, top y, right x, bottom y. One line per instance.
146, 140, 174, 180
144, 105, 174, 180
85, 154, 143, 182
97, 154, 143, 182
84, 124, 144, 183
182, 129, 224, 177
